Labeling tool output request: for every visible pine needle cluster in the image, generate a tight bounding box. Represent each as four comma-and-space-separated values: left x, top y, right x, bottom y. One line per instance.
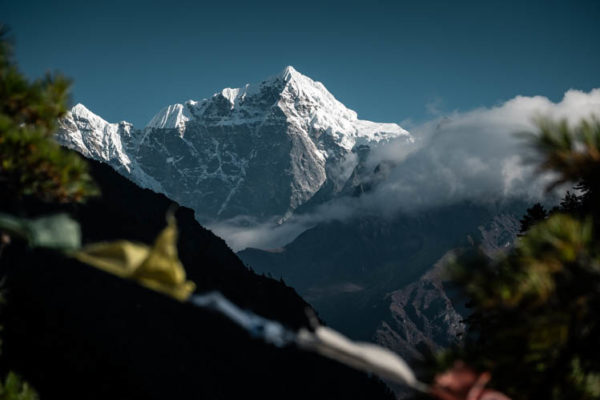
441, 118, 600, 399
0, 26, 97, 203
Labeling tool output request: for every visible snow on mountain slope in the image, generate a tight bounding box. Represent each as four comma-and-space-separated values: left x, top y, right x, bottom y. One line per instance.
56, 66, 412, 221
146, 103, 192, 132
58, 104, 165, 193
59, 103, 132, 166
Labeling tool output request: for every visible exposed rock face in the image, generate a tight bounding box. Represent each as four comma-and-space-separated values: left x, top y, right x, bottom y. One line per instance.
239, 204, 495, 337
374, 252, 464, 361
477, 214, 520, 258
56, 66, 411, 221
239, 203, 523, 352
375, 214, 521, 363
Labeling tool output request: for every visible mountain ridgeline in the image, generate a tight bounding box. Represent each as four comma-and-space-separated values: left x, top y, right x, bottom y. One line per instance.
56, 66, 411, 222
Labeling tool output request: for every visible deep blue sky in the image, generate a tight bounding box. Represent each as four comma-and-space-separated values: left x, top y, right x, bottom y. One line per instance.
2, 0, 599, 127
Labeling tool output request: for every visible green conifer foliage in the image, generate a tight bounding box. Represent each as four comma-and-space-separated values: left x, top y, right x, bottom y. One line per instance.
0, 26, 97, 203
518, 203, 548, 235
438, 118, 600, 399
0, 25, 98, 399
0, 372, 38, 400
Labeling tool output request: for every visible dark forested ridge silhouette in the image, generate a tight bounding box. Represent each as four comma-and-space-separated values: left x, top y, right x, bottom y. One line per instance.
0, 158, 394, 400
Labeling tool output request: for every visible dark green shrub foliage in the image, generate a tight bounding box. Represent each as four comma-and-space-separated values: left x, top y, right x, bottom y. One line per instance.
0, 26, 96, 203
436, 118, 600, 400
0, 372, 38, 400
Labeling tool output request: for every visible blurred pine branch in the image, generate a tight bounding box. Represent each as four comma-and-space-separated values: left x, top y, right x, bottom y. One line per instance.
426, 118, 600, 400
0, 24, 97, 203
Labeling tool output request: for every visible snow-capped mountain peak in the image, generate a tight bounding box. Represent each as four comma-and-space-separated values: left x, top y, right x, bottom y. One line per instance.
271, 66, 410, 150
56, 67, 412, 221
220, 86, 248, 107
146, 103, 192, 132
71, 103, 109, 128
279, 65, 301, 82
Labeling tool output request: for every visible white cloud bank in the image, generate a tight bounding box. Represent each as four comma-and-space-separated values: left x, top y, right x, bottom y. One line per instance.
212, 89, 600, 251
359, 88, 600, 214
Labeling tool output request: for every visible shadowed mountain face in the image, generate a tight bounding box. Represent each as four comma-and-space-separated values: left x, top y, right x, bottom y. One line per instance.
0, 158, 394, 400
238, 205, 521, 354
374, 252, 465, 361
0, 159, 310, 327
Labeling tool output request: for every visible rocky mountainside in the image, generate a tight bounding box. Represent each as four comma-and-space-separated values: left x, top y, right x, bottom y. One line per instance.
374, 251, 465, 361
56, 66, 411, 221
239, 204, 522, 351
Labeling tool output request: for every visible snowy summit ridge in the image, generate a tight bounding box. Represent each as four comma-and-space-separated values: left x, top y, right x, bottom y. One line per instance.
56, 66, 412, 221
